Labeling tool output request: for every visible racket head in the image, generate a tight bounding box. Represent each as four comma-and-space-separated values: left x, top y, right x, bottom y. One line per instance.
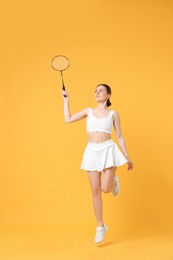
51, 55, 70, 71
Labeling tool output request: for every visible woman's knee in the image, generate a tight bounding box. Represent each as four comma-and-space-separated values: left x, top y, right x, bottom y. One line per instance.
92, 187, 101, 196
101, 166, 117, 193
101, 181, 112, 193
101, 185, 110, 193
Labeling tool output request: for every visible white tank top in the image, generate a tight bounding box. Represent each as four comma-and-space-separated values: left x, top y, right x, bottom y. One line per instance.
86, 108, 115, 134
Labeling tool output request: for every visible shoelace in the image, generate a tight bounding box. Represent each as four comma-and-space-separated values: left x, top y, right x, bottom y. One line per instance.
113, 180, 120, 194
96, 227, 105, 236
114, 180, 118, 189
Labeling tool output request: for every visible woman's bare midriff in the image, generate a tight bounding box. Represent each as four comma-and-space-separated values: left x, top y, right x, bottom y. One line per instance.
88, 132, 111, 143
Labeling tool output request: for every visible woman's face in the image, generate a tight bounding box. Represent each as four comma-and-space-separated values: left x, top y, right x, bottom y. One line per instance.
95, 86, 110, 102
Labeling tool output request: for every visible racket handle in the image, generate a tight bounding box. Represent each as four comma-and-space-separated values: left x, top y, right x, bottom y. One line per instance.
61, 71, 67, 97
62, 84, 67, 97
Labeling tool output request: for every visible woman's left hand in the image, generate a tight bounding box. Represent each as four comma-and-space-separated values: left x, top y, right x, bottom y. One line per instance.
127, 158, 134, 170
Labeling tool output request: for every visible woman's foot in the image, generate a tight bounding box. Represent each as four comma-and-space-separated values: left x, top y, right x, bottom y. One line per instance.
112, 175, 120, 196
95, 224, 108, 243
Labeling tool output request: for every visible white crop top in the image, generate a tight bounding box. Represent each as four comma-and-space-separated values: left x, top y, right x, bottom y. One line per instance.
86, 108, 115, 134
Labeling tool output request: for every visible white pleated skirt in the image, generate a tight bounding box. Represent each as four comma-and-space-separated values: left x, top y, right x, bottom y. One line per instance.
80, 139, 128, 172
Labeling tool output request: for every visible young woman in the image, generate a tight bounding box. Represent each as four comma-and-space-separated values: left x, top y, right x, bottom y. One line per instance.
62, 84, 134, 243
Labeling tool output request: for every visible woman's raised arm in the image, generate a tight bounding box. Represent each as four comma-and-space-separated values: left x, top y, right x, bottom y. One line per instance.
62, 90, 88, 123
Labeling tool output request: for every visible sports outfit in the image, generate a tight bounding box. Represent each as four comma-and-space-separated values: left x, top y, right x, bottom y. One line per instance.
80, 108, 128, 172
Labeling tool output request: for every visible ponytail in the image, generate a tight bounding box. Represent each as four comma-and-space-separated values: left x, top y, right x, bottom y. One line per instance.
107, 98, 111, 107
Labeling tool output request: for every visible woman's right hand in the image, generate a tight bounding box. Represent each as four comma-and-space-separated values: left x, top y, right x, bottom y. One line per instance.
62, 90, 69, 100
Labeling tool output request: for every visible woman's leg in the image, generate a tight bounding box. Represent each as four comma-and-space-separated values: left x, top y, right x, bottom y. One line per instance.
87, 171, 103, 226
101, 166, 117, 193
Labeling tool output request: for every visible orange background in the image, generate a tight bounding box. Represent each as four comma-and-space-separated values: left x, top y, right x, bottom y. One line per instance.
1, 0, 173, 259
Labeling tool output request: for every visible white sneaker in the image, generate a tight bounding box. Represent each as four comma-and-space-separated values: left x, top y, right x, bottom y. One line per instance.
112, 175, 120, 196
95, 224, 108, 243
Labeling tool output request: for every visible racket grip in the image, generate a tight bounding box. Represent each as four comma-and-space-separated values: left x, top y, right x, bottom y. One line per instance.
62, 84, 67, 97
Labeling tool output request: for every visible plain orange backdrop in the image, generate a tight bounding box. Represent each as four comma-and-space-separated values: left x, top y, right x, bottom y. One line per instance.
1, 0, 173, 250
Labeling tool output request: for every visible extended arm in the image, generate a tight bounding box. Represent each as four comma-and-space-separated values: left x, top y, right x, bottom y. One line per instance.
62, 90, 88, 123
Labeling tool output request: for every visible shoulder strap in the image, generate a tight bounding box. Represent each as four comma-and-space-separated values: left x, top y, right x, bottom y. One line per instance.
87, 108, 92, 116
109, 110, 115, 118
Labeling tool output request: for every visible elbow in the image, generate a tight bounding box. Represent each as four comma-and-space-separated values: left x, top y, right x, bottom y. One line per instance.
64, 118, 71, 123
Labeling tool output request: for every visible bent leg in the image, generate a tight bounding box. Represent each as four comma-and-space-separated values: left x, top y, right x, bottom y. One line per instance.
101, 166, 117, 193
87, 171, 103, 226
